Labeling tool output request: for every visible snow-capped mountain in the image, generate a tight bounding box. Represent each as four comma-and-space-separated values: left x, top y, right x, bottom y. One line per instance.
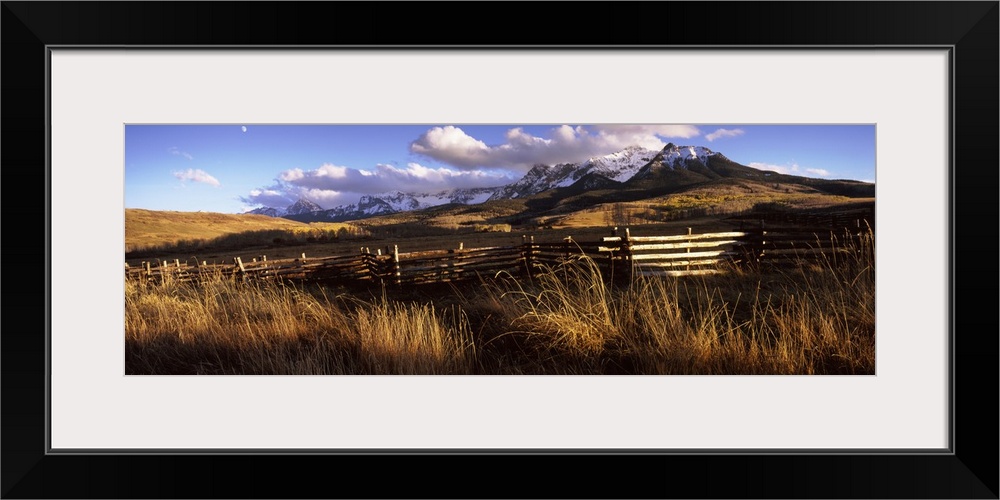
487, 163, 580, 200
359, 187, 501, 212
575, 145, 663, 182
440, 187, 498, 205
488, 144, 720, 200
659, 143, 718, 168
485, 146, 661, 201
252, 187, 504, 222
285, 198, 324, 215
247, 198, 324, 217
246, 144, 737, 222
629, 143, 734, 183
247, 206, 283, 217
313, 195, 398, 221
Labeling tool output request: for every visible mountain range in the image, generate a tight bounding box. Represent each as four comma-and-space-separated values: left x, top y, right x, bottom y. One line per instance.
247, 143, 873, 223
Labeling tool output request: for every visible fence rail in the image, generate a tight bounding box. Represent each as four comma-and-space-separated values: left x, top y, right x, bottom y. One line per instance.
127, 222, 873, 286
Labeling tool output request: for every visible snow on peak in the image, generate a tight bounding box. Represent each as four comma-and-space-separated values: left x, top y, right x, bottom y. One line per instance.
660, 143, 717, 167
577, 145, 662, 182
285, 198, 324, 215
247, 198, 323, 217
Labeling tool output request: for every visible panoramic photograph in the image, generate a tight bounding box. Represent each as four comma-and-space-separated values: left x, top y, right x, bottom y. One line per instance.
124, 124, 875, 375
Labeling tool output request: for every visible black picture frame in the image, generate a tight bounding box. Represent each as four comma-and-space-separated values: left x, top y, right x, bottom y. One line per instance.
3, 2, 997, 498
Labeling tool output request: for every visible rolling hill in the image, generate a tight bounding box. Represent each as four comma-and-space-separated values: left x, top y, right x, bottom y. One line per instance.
124, 209, 358, 253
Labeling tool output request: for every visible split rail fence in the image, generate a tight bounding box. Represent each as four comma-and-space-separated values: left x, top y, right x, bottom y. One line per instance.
126, 222, 873, 287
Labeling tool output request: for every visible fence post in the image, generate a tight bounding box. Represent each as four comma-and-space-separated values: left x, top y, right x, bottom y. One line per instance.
758, 220, 767, 264
563, 236, 574, 284
526, 236, 536, 281
454, 242, 465, 280
686, 227, 692, 272
854, 219, 863, 255
623, 227, 633, 282
393, 244, 401, 285
521, 235, 528, 280
608, 228, 616, 283
235, 256, 246, 283
530, 236, 535, 278
360, 247, 371, 281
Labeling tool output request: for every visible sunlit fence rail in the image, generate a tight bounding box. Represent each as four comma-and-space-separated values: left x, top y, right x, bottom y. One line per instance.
126, 222, 874, 286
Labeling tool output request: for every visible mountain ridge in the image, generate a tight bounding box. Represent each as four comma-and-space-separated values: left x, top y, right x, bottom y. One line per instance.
247, 144, 873, 223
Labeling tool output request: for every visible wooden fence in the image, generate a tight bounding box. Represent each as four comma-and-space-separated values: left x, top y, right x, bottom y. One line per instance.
126, 224, 873, 286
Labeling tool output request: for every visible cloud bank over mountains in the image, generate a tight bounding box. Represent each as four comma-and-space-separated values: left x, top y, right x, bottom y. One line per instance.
244, 161, 514, 209
242, 124, 727, 210
409, 124, 700, 171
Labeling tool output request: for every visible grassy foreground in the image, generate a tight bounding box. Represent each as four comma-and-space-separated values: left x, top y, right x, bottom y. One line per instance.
125, 232, 875, 375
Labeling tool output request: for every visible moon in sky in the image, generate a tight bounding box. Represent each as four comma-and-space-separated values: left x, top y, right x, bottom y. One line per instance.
241, 126, 247, 133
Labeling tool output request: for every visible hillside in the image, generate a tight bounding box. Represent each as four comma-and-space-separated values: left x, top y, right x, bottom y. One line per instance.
125, 209, 357, 252
335, 176, 873, 232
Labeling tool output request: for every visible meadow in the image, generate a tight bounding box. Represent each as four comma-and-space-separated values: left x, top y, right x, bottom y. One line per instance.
125, 226, 875, 375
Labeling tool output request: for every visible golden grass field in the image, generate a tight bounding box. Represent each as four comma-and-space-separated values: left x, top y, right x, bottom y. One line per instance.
125, 209, 361, 253
125, 231, 875, 374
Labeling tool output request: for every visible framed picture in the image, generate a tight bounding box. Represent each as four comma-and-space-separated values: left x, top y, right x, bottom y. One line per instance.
4, 2, 996, 498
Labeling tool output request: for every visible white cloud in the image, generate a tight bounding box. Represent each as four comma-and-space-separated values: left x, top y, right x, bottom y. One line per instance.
594, 124, 700, 140
410, 124, 703, 172
409, 126, 492, 169
279, 168, 304, 181
749, 162, 833, 178
315, 164, 350, 178
173, 168, 220, 187
705, 128, 745, 142
590, 125, 700, 152
245, 188, 292, 206
300, 189, 347, 207
241, 186, 298, 208
244, 161, 515, 209
244, 187, 350, 209
805, 168, 831, 177
168, 146, 194, 160
375, 162, 511, 186
749, 162, 799, 175
275, 161, 510, 194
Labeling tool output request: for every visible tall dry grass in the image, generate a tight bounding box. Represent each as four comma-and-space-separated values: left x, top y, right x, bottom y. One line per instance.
126, 230, 875, 375
126, 275, 475, 374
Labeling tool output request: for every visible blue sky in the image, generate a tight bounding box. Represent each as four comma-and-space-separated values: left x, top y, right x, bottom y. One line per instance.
125, 124, 876, 213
